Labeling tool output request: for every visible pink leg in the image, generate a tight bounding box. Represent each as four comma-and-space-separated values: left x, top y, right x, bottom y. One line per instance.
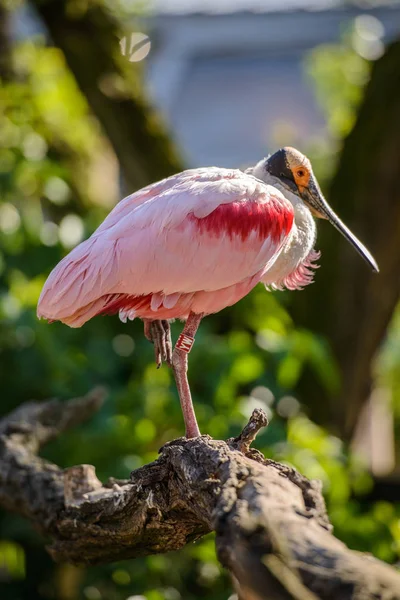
172, 312, 203, 438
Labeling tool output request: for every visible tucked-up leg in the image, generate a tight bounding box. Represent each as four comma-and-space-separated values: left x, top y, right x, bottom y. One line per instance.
144, 320, 172, 368
172, 312, 203, 438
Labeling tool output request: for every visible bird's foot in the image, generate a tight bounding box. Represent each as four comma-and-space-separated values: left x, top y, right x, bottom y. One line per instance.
144, 320, 172, 368
184, 420, 201, 439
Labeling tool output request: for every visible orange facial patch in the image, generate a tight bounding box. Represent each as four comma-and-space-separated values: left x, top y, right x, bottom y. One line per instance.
283, 147, 312, 193
292, 166, 310, 193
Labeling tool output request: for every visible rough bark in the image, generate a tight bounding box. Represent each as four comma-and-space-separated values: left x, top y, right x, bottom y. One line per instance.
293, 40, 400, 440
1, 391, 400, 599
33, 0, 182, 192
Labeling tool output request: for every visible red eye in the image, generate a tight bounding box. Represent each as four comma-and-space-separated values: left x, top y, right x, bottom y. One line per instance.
297, 169, 305, 178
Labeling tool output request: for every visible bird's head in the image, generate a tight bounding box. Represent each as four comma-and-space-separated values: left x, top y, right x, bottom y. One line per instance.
261, 146, 379, 273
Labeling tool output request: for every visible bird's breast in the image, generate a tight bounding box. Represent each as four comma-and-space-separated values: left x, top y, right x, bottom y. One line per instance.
261, 204, 317, 287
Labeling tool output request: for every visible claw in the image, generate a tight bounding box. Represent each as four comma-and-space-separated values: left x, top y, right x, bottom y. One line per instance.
144, 320, 172, 369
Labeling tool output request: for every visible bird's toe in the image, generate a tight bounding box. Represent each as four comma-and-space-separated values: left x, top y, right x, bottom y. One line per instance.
148, 320, 172, 368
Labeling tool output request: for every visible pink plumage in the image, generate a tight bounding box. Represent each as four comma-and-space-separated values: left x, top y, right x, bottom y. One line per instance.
37, 167, 297, 327
41, 148, 355, 439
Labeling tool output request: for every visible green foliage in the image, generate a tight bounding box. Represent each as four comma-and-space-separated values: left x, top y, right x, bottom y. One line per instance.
0, 541, 25, 581
307, 41, 369, 140
304, 17, 376, 184
377, 306, 400, 452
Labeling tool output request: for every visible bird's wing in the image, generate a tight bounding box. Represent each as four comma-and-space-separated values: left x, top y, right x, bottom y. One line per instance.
38, 168, 294, 322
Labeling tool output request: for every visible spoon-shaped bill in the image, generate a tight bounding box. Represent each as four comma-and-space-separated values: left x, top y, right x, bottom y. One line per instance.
324, 209, 378, 273
302, 178, 379, 273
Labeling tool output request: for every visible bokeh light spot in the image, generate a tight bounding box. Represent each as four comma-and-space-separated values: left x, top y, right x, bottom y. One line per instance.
120, 32, 151, 62
163, 587, 181, 600
352, 15, 385, 61
123, 454, 142, 470
59, 214, 84, 248
83, 586, 101, 600
0, 203, 21, 235
354, 15, 384, 41
40, 222, 59, 246
239, 396, 272, 422
112, 569, 131, 585
22, 132, 48, 161
44, 177, 70, 205
277, 395, 300, 418
250, 385, 274, 406
255, 329, 286, 352
134, 418, 156, 444
198, 562, 221, 584
112, 334, 135, 357
1, 294, 21, 319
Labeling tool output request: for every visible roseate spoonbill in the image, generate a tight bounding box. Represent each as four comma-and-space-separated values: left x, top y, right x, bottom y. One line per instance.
37, 147, 378, 438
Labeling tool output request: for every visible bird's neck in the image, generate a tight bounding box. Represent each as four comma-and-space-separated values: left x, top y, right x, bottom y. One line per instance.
249, 160, 318, 286
250, 164, 315, 239
252, 170, 317, 284
280, 187, 316, 262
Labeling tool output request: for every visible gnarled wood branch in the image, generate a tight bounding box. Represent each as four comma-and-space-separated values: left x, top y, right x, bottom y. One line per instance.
1, 391, 400, 599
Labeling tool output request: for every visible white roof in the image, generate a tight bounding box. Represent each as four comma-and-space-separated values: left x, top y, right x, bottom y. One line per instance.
149, 0, 400, 15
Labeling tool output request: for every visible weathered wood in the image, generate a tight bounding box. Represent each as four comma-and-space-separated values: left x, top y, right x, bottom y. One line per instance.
1, 392, 400, 599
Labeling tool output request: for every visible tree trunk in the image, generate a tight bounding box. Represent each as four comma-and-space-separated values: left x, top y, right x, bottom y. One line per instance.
293, 40, 400, 440
0, 1, 13, 80
33, 0, 183, 192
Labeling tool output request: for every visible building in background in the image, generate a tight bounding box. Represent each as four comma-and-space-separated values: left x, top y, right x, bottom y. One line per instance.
141, 0, 400, 167
14, 1, 400, 167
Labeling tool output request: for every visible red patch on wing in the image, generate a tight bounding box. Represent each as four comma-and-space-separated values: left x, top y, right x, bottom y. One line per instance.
97, 292, 190, 320
189, 199, 293, 243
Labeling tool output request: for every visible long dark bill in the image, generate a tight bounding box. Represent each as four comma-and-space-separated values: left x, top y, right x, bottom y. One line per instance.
302, 179, 379, 273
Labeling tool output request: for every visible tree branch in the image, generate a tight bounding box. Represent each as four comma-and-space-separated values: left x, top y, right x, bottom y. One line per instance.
1, 392, 400, 599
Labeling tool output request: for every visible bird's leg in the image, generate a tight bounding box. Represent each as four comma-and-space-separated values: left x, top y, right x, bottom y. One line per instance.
144, 320, 172, 368
172, 312, 203, 438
